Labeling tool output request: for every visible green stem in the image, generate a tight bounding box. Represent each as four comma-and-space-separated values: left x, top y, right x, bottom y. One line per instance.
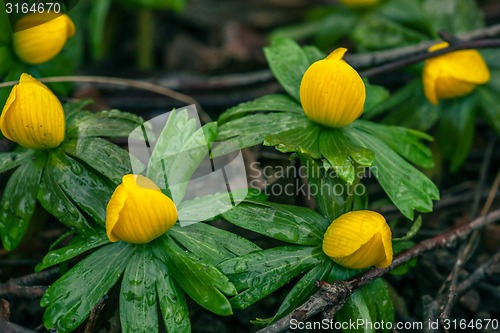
137, 9, 155, 70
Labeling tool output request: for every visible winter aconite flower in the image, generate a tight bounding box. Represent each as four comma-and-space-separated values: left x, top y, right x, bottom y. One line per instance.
323, 210, 392, 269
423, 42, 490, 105
0, 73, 65, 149
13, 13, 75, 64
300, 48, 366, 128
106, 174, 178, 244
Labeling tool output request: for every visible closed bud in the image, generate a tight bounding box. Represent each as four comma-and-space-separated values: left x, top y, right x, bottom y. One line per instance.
13, 13, 75, 64
106, 175, 178, 244
0, 73, 65, 149
423, 42, 490, 105
300, 48, 366, 128
323, 210, 392, 269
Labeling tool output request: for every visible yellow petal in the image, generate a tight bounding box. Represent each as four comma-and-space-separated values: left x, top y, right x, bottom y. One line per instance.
300, 48, 365, 128
13, 13, 75, 64
106, 181, 130, 242
423, 42, 490, 104
106, 175, 178, 244
0, 73, 65, 149
333, 232, 386, 269
434, 75, 476, 100
323, 210, 393, 269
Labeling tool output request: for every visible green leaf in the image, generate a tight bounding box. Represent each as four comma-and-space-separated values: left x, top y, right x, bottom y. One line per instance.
0, 149, 34, 174
42, 242, 135, 332
64, 100, 94, 129
346, 128, 439, 220
390, 241, 417, 275
153, 236, 236, 316
303, 46, 326, 63
0, 152, 46, 251
36, 231, 109, 272
146, 109, 217, 203
263, 38, 310, 101
89, 0, 111, 59
353, 15, 428, 51
477, 86, 500, 135
153, 259, 191, 333
336, 291, 375, 333
437, 95, 477, 172
48, 152, 113, 226
364, 81, 390, 114
67, 109, 143, 139
422, 0, 483, 36
63, 137, 137, 186
38, 159, 94, 235
360, 279, 394, 333
145, 109, 196, 194
394, 216, 422, 241
366, 79, 440, 133
320, 128, 374, 184
273, 260, 333, 320
169, 223, 261, 265
120, 245, 158, 333
214, 112, 308, 157
218, 94, 303, 124
222, 200, 328, 245
299, 155, 354, 222
329, 265, 375, 333
352, 120, 434, 169
264, 120, 322, 159
219, 246, 325, 309
160, 120, 218, 203
176, 190, 248, 224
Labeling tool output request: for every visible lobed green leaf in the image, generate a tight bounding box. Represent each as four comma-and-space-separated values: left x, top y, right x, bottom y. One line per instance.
218, 94, 303, 124
263, 38, 310, 102
214, 112, 308, 157
0, 153, 46, 250
63, 137, 137, 186
169, 222, 261, 265
219, 246, 326, 309
222, 200, 328, 245
120, 245, 159, 333
36, 231, 109, 272
153, 236, 236, 316
42, 242, 135, 332
346, 128, 439, 220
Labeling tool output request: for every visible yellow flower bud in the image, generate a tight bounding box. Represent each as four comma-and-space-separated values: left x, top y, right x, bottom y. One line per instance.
300, 48, 366, 128
340, 0, 380, 7
106, 175, 178, 244
423, 42, 490, 105
0, 73, 65, 149
323, 210, 392, 269
13, 13, 75, 64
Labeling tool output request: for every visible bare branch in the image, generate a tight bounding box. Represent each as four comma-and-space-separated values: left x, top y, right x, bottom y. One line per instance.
258, 209, 500, 333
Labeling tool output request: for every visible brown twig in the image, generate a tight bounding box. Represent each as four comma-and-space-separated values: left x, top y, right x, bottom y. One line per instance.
0, 267, 59, 299
455, 250, 500, 296
359, 38, 500, 78
481, 167, 500, 216
257, 209, 500, 333
436, 138, 496, 326
84, 295, 108, 333
0, 321, 37, 333
347, 23, 500, 68
0, 76, 213, 124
